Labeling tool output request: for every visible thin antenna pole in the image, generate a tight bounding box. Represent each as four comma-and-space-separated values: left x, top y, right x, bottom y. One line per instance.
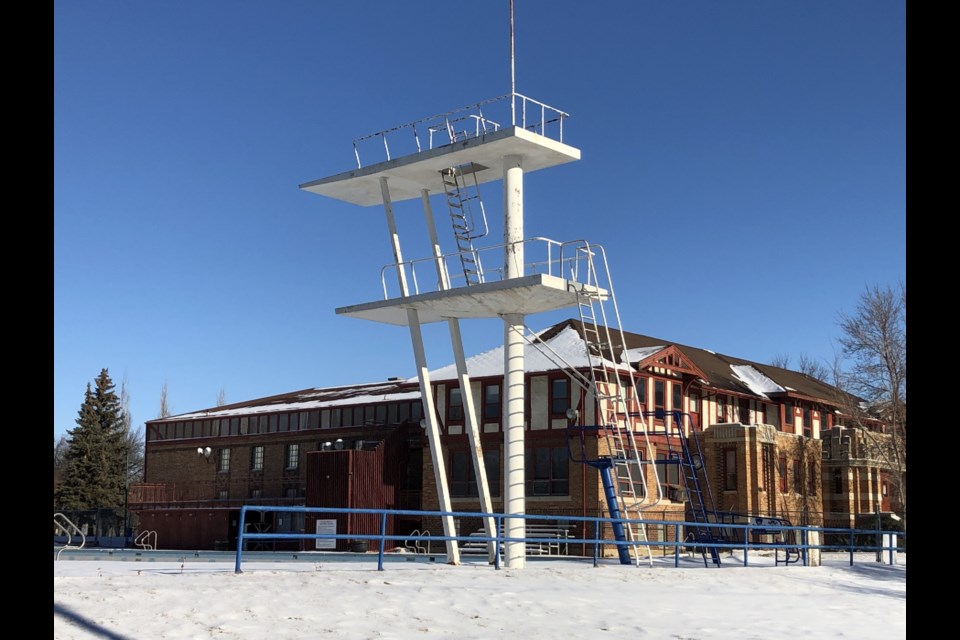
510, 0, 516, 126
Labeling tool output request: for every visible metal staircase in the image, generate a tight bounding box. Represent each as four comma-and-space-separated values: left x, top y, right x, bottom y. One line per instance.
559, 240, 661, 566
639, 410, 722, 566
441, 163, 488, 286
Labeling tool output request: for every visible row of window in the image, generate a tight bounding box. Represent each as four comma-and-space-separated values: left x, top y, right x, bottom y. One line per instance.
447, 378, 831, 436
723, 447, 818, 494
149, 401, 424, 442
151, 380, 837, 444
448, 446, 569, 498
215, 444, 300, 474
447, 377, 680, 424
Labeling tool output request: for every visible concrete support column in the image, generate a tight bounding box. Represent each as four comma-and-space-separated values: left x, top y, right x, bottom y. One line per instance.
502, 155, 525, 568
421, 188, 496, 561
382, 178, 460, 564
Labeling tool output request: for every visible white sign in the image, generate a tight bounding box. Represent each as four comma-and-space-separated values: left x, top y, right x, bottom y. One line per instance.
315, 519, 337, 550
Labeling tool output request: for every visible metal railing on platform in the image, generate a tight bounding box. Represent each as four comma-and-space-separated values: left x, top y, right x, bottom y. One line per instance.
351, 93, 570, 168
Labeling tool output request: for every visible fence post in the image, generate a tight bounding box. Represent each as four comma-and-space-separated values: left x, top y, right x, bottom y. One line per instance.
744, 524, 750, 567
592, 519, 600, 568
234, 506, 247, 574
848, 523, 855, 566
875, 505, 882, 563
377, 514, 387, 572
674, 524, 680, 568
494, 514, 502, 570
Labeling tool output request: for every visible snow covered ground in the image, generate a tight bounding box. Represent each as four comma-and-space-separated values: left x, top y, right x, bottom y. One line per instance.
54, 551, 905, 639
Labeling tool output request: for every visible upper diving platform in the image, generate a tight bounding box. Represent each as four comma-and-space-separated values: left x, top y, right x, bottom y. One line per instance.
299, 94, 581, 206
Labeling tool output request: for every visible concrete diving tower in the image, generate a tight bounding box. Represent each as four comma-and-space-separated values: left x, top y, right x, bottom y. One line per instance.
300, 124, 590, 326
300, 94, 590, 570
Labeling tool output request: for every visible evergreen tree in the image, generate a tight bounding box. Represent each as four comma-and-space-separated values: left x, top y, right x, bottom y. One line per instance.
55, 369, 128, 510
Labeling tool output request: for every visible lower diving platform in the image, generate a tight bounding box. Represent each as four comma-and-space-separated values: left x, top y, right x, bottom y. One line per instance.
337, 273, 606, 326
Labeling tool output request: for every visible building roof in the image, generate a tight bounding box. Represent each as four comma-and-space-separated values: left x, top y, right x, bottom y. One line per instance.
148, 318, 855, 423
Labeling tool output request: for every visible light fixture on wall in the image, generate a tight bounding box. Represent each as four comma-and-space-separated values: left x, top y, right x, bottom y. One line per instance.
322, 441, 332, 451
197, 446, 213, 463
334, 438, 345, 450
565, 408, 579, 424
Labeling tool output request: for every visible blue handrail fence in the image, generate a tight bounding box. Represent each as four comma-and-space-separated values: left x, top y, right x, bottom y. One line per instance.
233, 505, 904, 573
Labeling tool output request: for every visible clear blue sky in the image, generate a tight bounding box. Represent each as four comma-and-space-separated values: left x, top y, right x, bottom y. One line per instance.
54, 1, 905, 439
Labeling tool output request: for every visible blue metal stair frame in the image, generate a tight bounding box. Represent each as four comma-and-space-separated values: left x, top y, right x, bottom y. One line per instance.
635, 410, 723, 567
566, 424, 633, 565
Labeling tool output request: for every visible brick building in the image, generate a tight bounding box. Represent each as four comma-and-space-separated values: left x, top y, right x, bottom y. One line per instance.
133, 318, 902, 552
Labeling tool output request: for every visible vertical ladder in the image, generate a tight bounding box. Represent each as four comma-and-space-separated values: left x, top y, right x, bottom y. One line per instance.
440, 163, 488, 286
563, 241, 659, 566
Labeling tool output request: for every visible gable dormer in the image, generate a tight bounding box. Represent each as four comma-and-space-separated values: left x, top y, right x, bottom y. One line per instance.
634, 345, 708, 380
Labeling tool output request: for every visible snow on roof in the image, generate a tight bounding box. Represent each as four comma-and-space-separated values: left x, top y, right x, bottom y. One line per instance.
623, 345, 665, 363
425, 325, 601, 381
730, 364, 785, 398
168, 387, 421, 420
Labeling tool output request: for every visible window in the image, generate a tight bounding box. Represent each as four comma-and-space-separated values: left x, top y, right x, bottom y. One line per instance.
738, 399, 750, 425
793, 460, 802, 493
217, 448, 231, 473
672, 382, 683, 413
448, 387, 464, 422
268, 414, 278, 433
723, 448, 737, 491
550, 378, 570, 415
654, 380, 665, 413
250, 488, 262, 500
656, 451, 680, 486
784, 402, 794, 426
635, 377, 647, 406
526, 446, 569, 495
484, 383, 501, 420
251, 445, 264, 472
882, 481, 888, 497
617, 451, 645, 498
450, 449, 500, 497
808, 461, 817, 495
279, 413, 289, 432
217, 489, 229, 501
819, 410, 829, 431
765, 403, 781, 429
778, 456, 788, 493
833, 468, 843, 494
717, 396, 727, 423
802, 406, 812, 438
285, 444, 300, 470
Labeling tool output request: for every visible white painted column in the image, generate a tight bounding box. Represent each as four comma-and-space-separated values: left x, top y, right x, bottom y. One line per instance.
503, 154, 525, 568
421, 189, 497, 561
383, 178, 460, 564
